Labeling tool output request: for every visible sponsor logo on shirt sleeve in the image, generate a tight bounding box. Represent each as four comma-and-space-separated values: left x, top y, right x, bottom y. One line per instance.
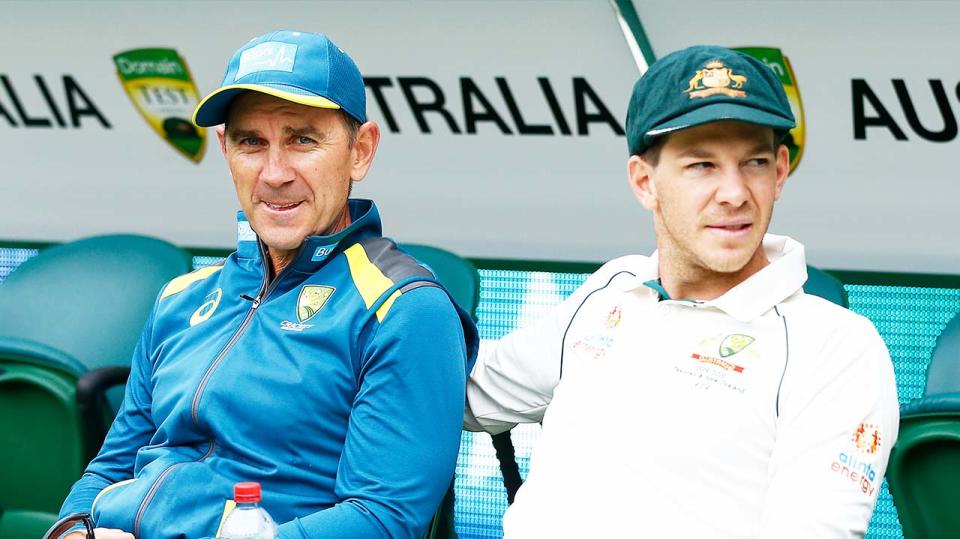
571, 305, 623, 360
830, 422, 882, 498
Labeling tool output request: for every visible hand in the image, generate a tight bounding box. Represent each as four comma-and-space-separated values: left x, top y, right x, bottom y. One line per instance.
63, 529, 135, 539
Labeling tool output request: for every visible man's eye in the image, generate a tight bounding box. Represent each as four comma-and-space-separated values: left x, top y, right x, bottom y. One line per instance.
297, 136, 315, 144
240, 137, 261, 146
746, 158, 769, 167
689, 162, 713, 170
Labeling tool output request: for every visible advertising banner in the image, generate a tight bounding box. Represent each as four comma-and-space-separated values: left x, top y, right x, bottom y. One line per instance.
1, 1, 957, 272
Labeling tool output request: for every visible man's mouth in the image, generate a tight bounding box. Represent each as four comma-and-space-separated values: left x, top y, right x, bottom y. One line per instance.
706, 222, 753, 235
263, 201, 302, 211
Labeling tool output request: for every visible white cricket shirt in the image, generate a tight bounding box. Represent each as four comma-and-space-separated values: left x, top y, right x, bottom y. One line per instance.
466, 235, 899, 538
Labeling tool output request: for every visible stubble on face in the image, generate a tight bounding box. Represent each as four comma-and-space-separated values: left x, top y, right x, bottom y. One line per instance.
640, 121, 788, 299
221, 92, 356, 275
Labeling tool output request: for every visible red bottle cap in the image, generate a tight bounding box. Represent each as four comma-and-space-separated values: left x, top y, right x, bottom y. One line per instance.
234, 482, 262, 503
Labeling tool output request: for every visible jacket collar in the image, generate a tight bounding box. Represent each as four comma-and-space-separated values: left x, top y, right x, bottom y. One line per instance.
237, 199, 382, 273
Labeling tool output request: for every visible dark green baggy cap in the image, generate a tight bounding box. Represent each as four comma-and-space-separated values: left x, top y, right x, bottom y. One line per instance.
626, 45, 796, 155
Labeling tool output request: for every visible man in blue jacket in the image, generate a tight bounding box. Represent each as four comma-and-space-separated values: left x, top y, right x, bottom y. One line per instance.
54, 30, 478, 539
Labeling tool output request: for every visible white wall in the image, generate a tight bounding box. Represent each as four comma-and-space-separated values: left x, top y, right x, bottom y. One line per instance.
2, 1, 957, 272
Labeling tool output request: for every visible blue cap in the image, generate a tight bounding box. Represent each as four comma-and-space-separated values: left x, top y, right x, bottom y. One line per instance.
193, 30, 366, 127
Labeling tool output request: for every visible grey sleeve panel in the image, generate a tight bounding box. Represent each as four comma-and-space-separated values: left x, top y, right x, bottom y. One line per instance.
357, 237, 437, 286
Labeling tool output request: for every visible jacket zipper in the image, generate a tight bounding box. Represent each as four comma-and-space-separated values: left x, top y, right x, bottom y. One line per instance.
133, 242, 287, 536
191, 240, 287, 426
189, 287, 264, 425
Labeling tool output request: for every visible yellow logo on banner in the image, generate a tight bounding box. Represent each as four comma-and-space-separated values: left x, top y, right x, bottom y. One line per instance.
113, 48, 206, 162
734, 47, 806, 174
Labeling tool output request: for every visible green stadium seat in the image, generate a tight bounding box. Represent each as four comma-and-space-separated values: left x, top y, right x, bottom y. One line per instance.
804, 265, 848, 308
0, 234, 190, 538
400, 244, 480, 321
888, 311, 960, 539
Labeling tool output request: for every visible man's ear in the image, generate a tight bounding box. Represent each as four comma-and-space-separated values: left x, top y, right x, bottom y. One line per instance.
217, 125, 227, 156
628, 155, 658, 211
349, 121, 381, 183
774, 143, 789, 200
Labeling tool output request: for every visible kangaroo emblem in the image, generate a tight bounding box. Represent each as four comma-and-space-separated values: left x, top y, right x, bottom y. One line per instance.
684, 60, 748, 99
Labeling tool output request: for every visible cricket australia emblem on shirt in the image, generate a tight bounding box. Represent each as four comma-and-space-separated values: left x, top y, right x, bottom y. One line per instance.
676, 333, 759, 394
282, 285, 334, 332
297, 285, 335, 323
719, 334, 755, 358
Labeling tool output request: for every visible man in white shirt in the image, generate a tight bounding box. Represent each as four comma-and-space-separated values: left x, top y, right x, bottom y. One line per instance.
465, 45, 899, 538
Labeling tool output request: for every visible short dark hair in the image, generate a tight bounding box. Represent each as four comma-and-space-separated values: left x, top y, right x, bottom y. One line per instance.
340, 111, 361, 148
637, 135, 666, 167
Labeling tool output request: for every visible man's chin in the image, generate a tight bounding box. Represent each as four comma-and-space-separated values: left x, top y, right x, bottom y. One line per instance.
258, 231, 306, 255
703, 247, 766, 276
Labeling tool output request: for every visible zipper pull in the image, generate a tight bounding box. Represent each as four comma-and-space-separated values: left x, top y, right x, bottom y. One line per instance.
240, 293, 262, 309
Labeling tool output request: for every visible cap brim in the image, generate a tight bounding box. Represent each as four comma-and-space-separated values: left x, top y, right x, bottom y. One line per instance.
192, 83, 342, 127
646, 102, 796, 138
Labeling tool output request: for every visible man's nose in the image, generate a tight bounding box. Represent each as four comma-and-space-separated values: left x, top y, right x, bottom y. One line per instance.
260, 147, 294, 187
714, 168, 750, 207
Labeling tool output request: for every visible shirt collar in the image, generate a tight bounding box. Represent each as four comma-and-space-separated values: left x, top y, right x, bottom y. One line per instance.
635, 234, 808, 321
707, 235, 807, 321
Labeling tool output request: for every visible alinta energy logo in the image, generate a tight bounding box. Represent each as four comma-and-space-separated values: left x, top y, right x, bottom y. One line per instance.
830, 422, 882, 498
114, 48, 206, 163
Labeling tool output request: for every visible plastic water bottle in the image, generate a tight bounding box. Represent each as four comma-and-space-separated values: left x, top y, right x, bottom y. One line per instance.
217, 482, 278, 539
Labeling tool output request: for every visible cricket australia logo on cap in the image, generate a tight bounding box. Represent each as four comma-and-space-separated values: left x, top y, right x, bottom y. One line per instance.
684, 60, 748, 99
237, 41, 298, 79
